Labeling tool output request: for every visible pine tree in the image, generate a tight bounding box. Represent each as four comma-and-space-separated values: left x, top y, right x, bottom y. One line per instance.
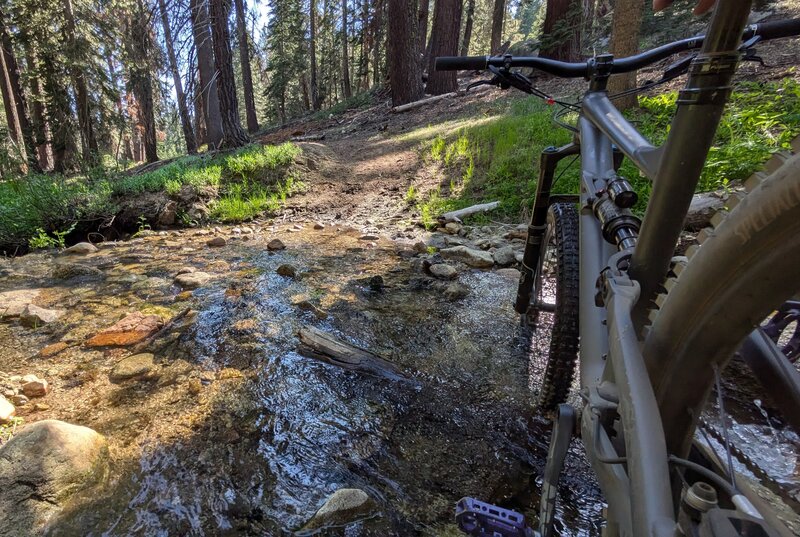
265, 0, 305, 124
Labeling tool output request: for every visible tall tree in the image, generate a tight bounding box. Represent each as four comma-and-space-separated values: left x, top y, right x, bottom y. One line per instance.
341, 0, 352, 99
309, 0, 320, 110
387, 0, 421, 105
209, 0, 249, 147
426, 0, 462, 95
607, 0, 642, 110
189, 0, 223, 149
0, 34, 21, 154
25, 46, 53, 170
539, 0, 582, 61
158, 0, 197, 154
63, 0, 99, 163
126, 0, 158, 163
459, 0, 474, 56
490, 0, 505, 53
234, 0, 259, 132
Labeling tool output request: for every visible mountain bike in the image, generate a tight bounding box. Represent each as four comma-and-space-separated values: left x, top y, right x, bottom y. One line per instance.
435, 3, 800, 536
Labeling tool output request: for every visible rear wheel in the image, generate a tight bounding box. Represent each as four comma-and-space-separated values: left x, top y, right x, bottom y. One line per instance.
643, 143, 800, 531
530, 203, 580, 412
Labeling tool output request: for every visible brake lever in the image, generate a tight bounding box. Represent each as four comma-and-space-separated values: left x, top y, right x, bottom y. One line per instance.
466, 78, 501, 92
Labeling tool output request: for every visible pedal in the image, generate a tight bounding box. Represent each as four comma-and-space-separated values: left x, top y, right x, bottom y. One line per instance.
455, 497, 537, 537
539, 404, 577, 537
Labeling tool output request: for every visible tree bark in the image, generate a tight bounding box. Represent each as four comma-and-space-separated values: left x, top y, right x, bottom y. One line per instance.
63, 0, 98, 164
106, 52, 134, 162
25, 46, 53, 170
387, 0, 422, 106
459, 0, 474, 56
190, 0, 224, 149
127, 1, 158, 163
309, 0, 320, 110
158, 0, 197, 154
426, 0, 462, 95
371, 0, 383, 88
417, 0, 429, 60
233, 0, 258, 132
192, 69, 207, 145
0, 39, 21, 158
209, 0, 249, 148
341, 0, 352, 100
490, 0, 505, 54
539, 0, 582, 62
607, 0, 642, 111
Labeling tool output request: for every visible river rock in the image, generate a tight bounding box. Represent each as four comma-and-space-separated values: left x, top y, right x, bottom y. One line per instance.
313, 222, 325, 230
440, 246, 494, 268
85, 312, 162, 347
176, 266, 195, 275
0, 395, 14, 422
21, 379, 48, 398
413, 241, 428, 254
157, 200, 177, 226
277, 264, 297, 278
429, 263, 457, 280
39, 342, 69, 358
174, 271, 213, 289
302, 489, 377, 531
492, 246, 517, 267
0, 420, 109, 537
51, 263, 105, 280
63, 242, 98, 255
444, 222, 462, 235
496, 267, 521, 280
206, 237, 226, 248
444, 282, 469, 300
0, 289, 40, 320
110, 353, 155, 382
11, 394, 29, 406
267, 238, 286, 251
685, 192, 725, 231
19, 305, 64, 327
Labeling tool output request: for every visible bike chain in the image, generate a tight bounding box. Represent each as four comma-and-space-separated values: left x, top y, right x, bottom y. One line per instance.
697, 416, 800, 510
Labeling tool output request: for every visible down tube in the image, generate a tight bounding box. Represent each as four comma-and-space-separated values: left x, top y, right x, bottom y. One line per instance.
578, 116, 618, 388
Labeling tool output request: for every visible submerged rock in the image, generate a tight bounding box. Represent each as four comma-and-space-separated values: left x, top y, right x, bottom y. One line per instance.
174, 271, 213, 289
19, 304, 64, 327
276, 264, 298, 278
429, 263, 457, 280
85, 312, 162, 347
440, 245, 494, 268
492, 246, 517, 267
21, 378, 48, 398
109, 353, 156, 382
301, 488, 377, 532
267, 238, 286, 251
0, 289, 40, 320
0, 420, 109, 537
206, 237, 227, 248
51, 263, 104, 280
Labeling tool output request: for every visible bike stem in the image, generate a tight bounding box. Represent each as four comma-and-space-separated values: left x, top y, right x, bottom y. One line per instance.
628, 0, 754, 340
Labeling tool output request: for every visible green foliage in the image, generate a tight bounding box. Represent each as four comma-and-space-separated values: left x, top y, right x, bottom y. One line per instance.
310, 91, 374, 120
264, 0, 307, 123
210, 176, 305, 222
28, 224, 74, 250
417, 80, 800, 226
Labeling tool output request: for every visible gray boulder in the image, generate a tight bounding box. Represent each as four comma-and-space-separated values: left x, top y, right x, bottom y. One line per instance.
301, 488, 377, 532
0, 420, 109, 537
440, 245, 494, 268
63, 242, 97, 255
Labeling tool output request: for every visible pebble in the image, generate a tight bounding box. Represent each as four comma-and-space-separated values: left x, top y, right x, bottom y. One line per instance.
39, 342, 69, 358
21, 379, 48, 398
276, 264, 297, 278
206, 237, 227, 248
429, 263, 457, 280
358, 234, 379, 241
174, 271, 213, 289
11, 394, 28, 406
33, 402, 49, 411
313, 223, 325, 230
110, 353, 156, 382
267, 239, 286, 251
64, 242, 98, 255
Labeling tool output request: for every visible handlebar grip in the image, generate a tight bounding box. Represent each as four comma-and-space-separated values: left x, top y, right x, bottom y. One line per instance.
435, 55, 489, 71
752, 18, 800, 40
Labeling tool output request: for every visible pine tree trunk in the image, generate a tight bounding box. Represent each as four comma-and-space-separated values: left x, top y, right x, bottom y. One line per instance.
190, 0, 224, 149
387, 0, 422, 106
490, 0, 505, 54
426, 0, 462, 95
158, 0, 197, 154
233, 0, 258, 132
309, 0, 320, 110
607, 0, 642, 111
127, 1, 158, 163
25, 46, 53, 170
42, 54, 78, 172
371, 0, 383, 88
539, 0, 582, 61
341, 0, 352, 100
0, 41, 22, 159
63, 0, 98, 164
209, 0, 249, 148
460, 0, 475, 57
193, 71, 208, 145
417, 0, 429, 60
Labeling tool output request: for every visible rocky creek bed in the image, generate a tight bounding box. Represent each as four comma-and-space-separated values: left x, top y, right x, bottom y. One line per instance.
0, 222, 605, 536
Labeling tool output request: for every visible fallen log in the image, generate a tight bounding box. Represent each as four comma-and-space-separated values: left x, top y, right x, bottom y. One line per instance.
391, 92, 458, 113
297, 325, 411, 382
291, 133, 326, 142
439, 201, 500, 223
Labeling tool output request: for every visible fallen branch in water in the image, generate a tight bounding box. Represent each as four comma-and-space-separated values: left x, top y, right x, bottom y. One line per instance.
130, 307, 191, 354
439, 201, 500, 223
297, 326, 412, 382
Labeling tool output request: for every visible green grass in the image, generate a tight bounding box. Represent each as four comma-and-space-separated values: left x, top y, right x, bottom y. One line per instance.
416, 79, 800, 228
0, 142, 303, 252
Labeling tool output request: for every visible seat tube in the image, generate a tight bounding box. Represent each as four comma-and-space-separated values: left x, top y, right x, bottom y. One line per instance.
578, 114, 618, 388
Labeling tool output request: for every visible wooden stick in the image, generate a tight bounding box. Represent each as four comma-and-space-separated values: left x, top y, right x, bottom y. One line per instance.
297, 326, 411, 382
439, 201, 500, 223
391, 92, 458, 113
291, 133, 326, 142
130, 307, 191, 354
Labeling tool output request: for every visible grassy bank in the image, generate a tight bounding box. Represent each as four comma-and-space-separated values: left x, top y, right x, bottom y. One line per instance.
414, 79, 800, 227
0, 142, 303, 253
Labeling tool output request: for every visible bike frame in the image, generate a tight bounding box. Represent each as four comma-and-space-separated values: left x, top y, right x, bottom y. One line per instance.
524, 2, 756, 535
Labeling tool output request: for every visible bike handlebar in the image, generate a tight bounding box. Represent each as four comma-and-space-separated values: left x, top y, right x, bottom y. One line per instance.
434, 18, 800, 77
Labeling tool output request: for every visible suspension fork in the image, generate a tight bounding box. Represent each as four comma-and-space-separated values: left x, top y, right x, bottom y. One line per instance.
515, 143, 580, 315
